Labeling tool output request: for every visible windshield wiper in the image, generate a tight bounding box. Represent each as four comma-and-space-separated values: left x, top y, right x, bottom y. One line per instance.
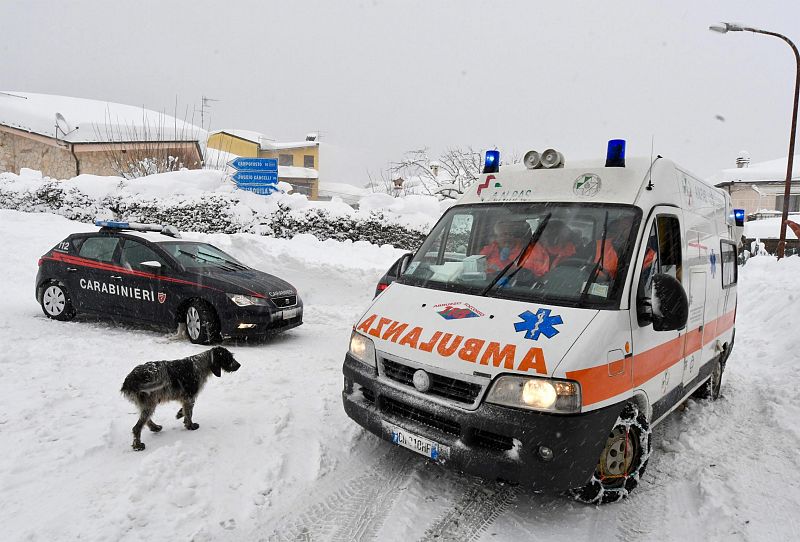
480, 213, 552, 297
196, 250, 248, 270
178, 249, 209, 262
177, 249, 238, 272
579, 211, 610, 306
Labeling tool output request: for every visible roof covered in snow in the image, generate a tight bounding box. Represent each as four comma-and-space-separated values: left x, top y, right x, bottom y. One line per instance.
210, 129, 317, 151
0, 91, 205, 144
711, 154, 800, 185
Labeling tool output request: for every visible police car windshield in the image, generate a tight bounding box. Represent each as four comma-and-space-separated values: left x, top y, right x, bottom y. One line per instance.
398, 203, 642, 309
159, 242, 248, 270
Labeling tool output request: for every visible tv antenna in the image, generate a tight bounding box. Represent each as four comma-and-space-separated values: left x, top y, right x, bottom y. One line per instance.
197, 95, 220, 130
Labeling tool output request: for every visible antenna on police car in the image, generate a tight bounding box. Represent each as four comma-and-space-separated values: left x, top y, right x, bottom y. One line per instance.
646, 135, 655, 191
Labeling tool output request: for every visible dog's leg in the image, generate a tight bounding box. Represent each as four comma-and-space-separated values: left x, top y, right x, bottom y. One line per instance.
132, 407, 155, 451
176, 407, 184, 419
146, 419, 162, 432
181, 401, 199, 430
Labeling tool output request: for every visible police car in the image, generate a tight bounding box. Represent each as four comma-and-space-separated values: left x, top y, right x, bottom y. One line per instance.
35, 220, 303, 343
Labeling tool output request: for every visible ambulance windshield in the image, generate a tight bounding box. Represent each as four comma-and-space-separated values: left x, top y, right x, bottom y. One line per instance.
398, 203, 642, 309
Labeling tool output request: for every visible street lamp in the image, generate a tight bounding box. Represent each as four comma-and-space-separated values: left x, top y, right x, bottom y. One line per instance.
710, 22, 800, 259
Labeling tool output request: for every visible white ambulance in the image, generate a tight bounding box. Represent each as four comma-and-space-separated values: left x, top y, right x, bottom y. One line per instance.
342, 141, 740, 504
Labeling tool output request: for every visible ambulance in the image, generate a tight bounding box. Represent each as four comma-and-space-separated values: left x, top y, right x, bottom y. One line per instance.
342, 141, 741, 504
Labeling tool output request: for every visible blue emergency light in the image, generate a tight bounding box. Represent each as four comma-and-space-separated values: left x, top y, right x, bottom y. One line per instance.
605, 139, 626, 168
483, 150, 500, 174
94, 220, 130, 228
733, 208, 745, 227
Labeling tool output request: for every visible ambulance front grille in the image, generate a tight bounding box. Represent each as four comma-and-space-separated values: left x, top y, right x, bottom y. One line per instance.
381, 397, 461, 437
382, 358, 482, 405
471, 429, 515, 452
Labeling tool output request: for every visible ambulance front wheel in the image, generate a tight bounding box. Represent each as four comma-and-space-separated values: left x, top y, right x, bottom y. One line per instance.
40, 281, 76, 321
184, 300, 220, 344
570, 402, 652, 505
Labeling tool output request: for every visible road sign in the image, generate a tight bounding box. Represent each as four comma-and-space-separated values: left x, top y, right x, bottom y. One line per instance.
239, 185, 278, 196
228, 157, 278, 171
229, 156, 279, 196
233, 171, 279, 184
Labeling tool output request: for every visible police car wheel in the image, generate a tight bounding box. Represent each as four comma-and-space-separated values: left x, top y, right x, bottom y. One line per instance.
40, 282, 76, 321
185, 301, 220, 344
570, 403, 652, 505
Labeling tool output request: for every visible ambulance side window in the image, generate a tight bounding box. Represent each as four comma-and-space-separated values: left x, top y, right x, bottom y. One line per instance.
720, 240, 737, 288
120, 240, 168, 271
638, 215, 682, 325
78, 237, 120, 263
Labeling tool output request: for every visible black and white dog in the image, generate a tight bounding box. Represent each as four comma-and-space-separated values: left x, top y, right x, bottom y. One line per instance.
120, 346, 241, 451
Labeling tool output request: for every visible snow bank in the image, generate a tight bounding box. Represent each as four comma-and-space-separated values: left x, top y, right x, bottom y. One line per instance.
0, 168, 441, 250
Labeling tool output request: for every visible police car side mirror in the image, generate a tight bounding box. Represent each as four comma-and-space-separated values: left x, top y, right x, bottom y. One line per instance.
649, 274, 689, 332
140, 261, 162, 272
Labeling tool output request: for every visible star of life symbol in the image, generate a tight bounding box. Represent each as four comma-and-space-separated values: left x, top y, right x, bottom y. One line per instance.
709, 250, 717, 278
573, 173, 601, 197
514, 308, 563, 341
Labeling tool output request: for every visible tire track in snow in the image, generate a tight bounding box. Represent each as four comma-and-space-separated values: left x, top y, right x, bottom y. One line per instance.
417, 481, 518, 542
268, 452, 419, 542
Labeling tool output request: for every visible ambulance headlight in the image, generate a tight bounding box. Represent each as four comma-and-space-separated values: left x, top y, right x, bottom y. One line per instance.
486, 376, 581, 413
227, 293, 270, 307
349, 331, 377, 368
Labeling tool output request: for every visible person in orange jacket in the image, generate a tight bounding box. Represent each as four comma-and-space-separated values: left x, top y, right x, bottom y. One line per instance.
479, 220, 532, 273
524, 221, 576, 278
594, 216, 655, 280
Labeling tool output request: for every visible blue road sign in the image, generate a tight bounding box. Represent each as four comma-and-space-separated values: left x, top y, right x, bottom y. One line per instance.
228, 157, 278, 172
239, 185, 278, 196
233, 171, 279, 184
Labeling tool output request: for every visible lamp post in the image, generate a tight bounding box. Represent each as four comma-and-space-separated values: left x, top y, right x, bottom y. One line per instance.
710, 22, 800, 259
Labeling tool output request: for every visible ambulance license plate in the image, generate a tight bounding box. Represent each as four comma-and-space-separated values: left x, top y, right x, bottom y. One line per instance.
282, 307, 301, 320
385, 423, 446, 460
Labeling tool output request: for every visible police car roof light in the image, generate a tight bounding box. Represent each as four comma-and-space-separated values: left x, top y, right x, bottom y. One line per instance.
483, 150, 500, 174
605, 139, 626, 168
94, 219, 130, 229
94, 219, 180, 238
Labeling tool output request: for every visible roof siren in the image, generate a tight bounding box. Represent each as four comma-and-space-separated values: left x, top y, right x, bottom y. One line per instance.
606, 139, 626, 167
540, 148, 564, 168
523, 150, 541, 169
483, 150, 500, 174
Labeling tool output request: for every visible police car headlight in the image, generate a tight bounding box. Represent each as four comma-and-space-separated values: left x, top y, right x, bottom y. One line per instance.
486, 376, 581, 413
227, 293, 270, 307
349, 331, 376, 368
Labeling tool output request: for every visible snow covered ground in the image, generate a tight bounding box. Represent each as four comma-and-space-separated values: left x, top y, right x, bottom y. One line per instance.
1, 209, 799, 541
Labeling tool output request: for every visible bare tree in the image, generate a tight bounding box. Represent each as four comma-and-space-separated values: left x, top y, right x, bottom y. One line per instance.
92, 103, 204, 179
369, 147, 489, 198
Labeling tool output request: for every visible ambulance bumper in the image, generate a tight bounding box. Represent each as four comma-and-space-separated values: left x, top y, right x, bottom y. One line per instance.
342, 353, 624, 492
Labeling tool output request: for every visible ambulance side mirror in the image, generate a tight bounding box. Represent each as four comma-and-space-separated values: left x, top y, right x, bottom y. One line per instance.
649, 274, 689, 332
375, 253, 413, 298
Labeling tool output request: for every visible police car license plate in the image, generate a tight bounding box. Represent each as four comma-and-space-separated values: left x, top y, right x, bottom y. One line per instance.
282, 307, 301, 320
385, 422, 446, 460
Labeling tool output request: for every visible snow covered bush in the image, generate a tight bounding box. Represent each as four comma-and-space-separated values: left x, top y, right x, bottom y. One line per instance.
0, 170, 431, 250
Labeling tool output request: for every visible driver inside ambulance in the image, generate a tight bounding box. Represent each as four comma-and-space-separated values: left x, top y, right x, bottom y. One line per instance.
479, 219, 577, 278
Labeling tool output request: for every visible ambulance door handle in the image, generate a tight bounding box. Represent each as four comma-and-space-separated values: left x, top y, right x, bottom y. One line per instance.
110, 275, 123, 280
66, 267, 77, 272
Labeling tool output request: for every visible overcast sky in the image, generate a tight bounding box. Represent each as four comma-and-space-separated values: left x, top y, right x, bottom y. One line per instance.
2, 0, 799, 184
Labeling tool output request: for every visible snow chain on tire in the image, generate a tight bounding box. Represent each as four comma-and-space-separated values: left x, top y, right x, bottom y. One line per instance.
569, 402, 652, 505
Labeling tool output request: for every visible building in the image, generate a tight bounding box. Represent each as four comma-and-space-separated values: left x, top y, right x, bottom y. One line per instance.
713, 152, 800, 217
206, 129, 319, 199
0, 92, 205, 179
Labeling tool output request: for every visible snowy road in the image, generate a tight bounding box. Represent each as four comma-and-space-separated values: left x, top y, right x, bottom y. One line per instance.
1, 210, 799, 541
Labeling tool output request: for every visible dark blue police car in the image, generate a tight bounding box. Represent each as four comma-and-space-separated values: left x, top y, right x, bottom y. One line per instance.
36, 220, 303, 343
